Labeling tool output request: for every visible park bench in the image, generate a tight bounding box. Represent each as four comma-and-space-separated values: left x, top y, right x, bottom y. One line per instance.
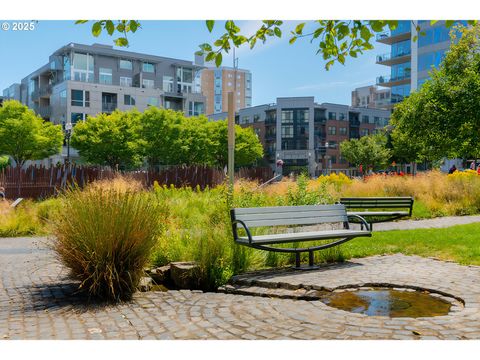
230, 204, 371, 269
339, 197, 414, 230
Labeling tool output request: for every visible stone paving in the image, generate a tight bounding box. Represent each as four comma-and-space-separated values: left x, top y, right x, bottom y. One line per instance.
367, 215, 480, 232
1, 236, 480, 340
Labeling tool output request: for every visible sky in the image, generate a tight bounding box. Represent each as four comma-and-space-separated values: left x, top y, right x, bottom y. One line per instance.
0, 20, 390, 106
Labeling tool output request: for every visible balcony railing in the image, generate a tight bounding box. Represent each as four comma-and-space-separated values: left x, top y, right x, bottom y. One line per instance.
102, 102, 117, 113
376, 73, 411, 85
31, 85, 52, 100
376, 51, 411, 63
35, 106, 51, 118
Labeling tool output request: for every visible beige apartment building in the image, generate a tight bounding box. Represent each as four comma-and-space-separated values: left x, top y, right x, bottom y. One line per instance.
200, 66, 252, 115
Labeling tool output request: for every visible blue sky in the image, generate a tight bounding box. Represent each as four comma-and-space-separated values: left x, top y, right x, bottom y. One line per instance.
0, 20, 390, 106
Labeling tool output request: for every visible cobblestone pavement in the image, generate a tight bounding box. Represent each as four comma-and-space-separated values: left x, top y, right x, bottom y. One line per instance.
1, 237, 480, 340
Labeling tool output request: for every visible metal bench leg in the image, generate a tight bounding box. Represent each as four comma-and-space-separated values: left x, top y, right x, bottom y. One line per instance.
309, 251, 314, 267
295, 253, 301, 268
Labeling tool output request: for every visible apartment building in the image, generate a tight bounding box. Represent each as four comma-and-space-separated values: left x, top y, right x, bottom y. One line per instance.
375, 20, 467, 108
351, 85, 391, 110
200, 66, 252, 115
209, 96, 390, 176
2, 43, 206, 127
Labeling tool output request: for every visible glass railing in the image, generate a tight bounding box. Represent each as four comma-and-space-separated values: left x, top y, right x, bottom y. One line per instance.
376, 73, 411, 85
376, 51, 411, 63
376, 24, 411, 41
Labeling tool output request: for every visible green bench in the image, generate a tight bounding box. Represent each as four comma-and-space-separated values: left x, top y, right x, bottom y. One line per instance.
230, 204, 371, 269
339, 197, 414, 230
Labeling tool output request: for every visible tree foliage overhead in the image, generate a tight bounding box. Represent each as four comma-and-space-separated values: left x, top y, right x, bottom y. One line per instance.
390, 24, 480, 161
71, 110, 145, 169
77, 20, 477, 70
340, 133, 392, 169
0, 100, 63, 166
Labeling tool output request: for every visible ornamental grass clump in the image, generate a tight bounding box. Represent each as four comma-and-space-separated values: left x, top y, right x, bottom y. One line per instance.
52, 178, 167, 302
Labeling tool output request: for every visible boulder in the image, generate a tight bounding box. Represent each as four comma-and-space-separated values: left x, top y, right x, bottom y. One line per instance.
138, 276, 153, 292
170, 262, 201, 290
150, 265, 171, 285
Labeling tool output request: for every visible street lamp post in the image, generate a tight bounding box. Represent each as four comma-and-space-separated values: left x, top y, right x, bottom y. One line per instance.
65, 122, 72, 166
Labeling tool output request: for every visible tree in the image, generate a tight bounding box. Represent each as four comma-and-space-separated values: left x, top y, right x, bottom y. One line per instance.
340, 134, 391, 170
0, 100, 63, 167
206, 120, 264, 167
71, 110, 144, 169
390, 24, 480, 162
140, 107, 263, 167
0, 155, 9, 169
76, 20, 476, 70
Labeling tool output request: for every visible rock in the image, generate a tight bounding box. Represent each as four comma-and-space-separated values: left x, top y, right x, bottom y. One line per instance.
150, 265, 170, 285
138, 276, 153, 292
170, 262, 201, 290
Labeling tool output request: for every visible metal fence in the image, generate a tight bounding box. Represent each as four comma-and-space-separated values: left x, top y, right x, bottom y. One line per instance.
0, 165, 274, 199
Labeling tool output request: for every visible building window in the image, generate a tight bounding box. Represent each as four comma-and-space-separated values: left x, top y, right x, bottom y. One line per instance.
99, 68, 113, 85
163, 76, 174, 92
362, 129, 369, 136
72, 53, 94, 83
124, 95, 136, 106
120, 77, 132, 87
241, 116, 250, 124
142, 79, 155, 89
281, 125, 294, 138
188, 102, 204, 116
281, 110, 293, 123
143, 62, 155, 73
120, 59, 132, 70
71, 112, 85, 124
339, 127, 347, 135
147, 97, 159, 107
71, 90, 90, 107
330, 156, 336, 165
253, 114, 260, 123
328, 112, 336, 120
328, 126, 336, 135
177, 67, 194, 93
374, 117, 381, 126
339, 112, 346, 121
362, 115, 369, 124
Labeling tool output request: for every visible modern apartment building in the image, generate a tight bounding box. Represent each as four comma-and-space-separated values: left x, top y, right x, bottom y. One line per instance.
2, 43, 206, 127
375, 20, 467, 108
209, 97, 390, 176
351, 85, 391, 110
200, 66, 252, 115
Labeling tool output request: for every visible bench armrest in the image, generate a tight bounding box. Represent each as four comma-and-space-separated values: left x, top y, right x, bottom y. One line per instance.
232, 219, 254, 244
347, 214, 372, 232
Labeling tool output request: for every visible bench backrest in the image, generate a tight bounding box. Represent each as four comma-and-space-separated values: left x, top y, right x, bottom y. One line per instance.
340, 197, 413, 214
231, 204, 348, 228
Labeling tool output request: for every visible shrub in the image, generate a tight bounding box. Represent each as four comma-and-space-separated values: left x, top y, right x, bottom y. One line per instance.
52, 177, 167, 301
0, 200, 44, 237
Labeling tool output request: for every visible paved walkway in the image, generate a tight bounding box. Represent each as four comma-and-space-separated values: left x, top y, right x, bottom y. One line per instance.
354, 215, 480, 231
2, 236, 480, 340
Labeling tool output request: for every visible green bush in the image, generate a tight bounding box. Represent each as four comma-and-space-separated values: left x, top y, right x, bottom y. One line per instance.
52, 180, 167, 301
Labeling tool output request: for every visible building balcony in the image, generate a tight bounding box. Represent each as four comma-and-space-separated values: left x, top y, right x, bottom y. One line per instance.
35, 106, 51, 119
376, 30, 411, 45
31, 85, 52, 100
376, 74, 411, 87
376, 51, 411, 66
102, 102, 117, 113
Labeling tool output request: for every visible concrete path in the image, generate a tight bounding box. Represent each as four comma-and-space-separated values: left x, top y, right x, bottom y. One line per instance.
354, 215, 480, 231
2, 236, 480, 340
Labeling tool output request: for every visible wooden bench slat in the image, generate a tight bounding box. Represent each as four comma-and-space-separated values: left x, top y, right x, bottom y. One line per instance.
347, 211, 410, 216
237, 229, 371, 245
243, 215, 348, 228
234, 204, 345, 215
236, 210, 348, 222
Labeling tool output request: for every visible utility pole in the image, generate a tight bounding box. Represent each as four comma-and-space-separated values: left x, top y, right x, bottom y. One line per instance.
227, 48, 239, 191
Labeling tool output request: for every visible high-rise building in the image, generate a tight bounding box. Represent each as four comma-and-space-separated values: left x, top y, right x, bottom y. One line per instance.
209, 97, 390, 176
375, 20, 467, 108
351, 85, 391, 110
2, 43, 206, 127
200, 66, 252, 115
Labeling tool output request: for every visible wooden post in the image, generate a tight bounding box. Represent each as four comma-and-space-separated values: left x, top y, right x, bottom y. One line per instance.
227, 91, 235, 192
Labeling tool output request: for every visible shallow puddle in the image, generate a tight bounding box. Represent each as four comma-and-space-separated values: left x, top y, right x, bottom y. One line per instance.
320, 288, 452, 317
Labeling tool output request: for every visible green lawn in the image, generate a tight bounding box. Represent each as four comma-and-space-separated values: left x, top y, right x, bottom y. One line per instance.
341, 223, 480, 266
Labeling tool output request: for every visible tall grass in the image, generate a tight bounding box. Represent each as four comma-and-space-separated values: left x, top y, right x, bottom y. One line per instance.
52, 177, 167, 301
0, 200, 51, 237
